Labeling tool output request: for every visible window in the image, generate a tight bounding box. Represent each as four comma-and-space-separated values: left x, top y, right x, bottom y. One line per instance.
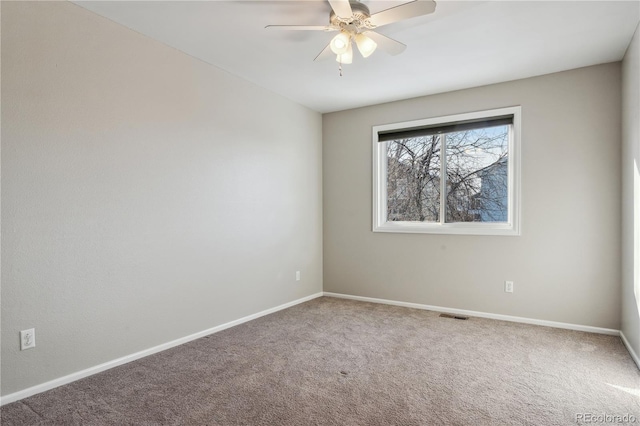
373, 106, 521, 235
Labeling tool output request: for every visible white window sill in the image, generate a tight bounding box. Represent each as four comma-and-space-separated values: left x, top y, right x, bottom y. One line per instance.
373, 221, 520, 236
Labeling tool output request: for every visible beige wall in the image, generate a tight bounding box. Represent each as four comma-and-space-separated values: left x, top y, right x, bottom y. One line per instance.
1, 1, 322, 396
323, 63, 622, 329
622, 23, 640, 357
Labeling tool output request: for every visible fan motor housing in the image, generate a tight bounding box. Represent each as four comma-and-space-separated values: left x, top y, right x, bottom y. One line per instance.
329, 0, 372, 28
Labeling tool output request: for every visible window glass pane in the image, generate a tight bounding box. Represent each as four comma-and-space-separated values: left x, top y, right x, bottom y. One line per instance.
387, 136, 441, 222
445, 126, 509, 223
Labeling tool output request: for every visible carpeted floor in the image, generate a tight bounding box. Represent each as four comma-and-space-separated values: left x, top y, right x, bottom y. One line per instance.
2, 297, 639, 425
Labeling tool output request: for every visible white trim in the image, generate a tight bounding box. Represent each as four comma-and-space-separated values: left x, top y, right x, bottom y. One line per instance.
620, 331, 640, 370
371, 220, 519, 236
0, 292, 324, 406
372, 106, 522, 236
323, 292, 619, 336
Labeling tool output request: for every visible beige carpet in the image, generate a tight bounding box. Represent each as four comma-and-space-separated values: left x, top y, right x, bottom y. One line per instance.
2, 297, 639, 425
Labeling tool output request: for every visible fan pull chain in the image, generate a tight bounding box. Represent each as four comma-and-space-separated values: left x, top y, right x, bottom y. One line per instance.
338, 60, 343, 77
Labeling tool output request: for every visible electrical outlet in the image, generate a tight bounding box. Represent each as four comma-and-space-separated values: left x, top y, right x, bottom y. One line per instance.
505, 281, 514, 293
20, 328, 36, 350
295, 271, 301, 281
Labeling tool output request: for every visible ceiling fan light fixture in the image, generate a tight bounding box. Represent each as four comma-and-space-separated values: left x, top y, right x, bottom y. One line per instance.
330, 31, 351, 55
335, 42, 353, 64
355, 33, 377, 58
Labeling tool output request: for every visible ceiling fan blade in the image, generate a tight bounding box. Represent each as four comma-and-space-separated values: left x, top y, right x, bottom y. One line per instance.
369, 0, 436, 28
328, 0, 353, 19
314, 43, 334, 62
265, 25, 334, 31
364, 31, 407, 56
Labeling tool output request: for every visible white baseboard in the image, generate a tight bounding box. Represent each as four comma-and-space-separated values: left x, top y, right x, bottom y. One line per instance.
323, 292, 620, 336
620, 331, 640, 370
0, 292, 323, 406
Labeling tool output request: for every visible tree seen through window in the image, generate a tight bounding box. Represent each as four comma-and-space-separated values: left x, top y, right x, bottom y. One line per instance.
386, 125, 509, 223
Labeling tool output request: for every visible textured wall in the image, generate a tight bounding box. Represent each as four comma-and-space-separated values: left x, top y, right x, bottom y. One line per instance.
1, 1, 322, 396
622, 23, 640, 358
323, 63, 622, 329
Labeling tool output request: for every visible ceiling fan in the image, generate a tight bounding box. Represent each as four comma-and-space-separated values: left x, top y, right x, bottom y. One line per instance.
266, 0, 436, 71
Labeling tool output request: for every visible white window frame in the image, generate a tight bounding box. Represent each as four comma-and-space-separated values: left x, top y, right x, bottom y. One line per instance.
372, 106, 522, 236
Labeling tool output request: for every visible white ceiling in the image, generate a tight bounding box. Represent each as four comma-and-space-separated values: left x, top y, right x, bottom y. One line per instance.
74, 1, 640, 113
